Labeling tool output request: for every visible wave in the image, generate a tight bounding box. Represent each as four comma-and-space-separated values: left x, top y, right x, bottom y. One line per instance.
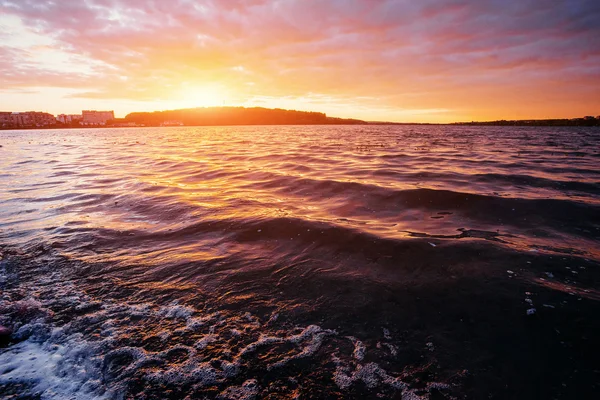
1, 125, 599, 399
0, 249, 455, 399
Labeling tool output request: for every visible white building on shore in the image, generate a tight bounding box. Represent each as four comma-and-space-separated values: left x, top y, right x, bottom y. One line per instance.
56, 114, 83, 124
0, 111, 56, 128
81, 110, 115, 126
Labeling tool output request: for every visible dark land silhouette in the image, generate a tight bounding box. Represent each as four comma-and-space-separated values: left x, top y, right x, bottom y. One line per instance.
1, 106, 599, 129
122, 107, 365, 126
452, 116, 600, 127
122, 108, 600, 127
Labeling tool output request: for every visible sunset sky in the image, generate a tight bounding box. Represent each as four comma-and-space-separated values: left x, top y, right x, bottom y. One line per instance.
1, 0, 599, 122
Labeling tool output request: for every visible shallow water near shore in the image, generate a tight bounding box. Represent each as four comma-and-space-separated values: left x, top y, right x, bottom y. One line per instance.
0, 125, 599, 399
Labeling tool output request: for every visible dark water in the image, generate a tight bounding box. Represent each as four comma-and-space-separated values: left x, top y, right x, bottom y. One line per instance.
0, 126, 599, 399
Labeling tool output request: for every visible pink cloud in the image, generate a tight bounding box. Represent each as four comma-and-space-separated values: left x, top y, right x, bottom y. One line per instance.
0, 0, 599, 120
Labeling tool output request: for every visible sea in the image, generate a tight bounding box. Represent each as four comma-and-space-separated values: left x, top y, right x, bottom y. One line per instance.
0, 125, 598, 399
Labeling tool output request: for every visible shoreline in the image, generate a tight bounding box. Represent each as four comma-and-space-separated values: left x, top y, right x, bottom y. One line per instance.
2, 122, 600, 131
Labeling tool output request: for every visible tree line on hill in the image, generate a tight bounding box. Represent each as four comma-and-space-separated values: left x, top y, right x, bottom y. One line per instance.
452, 116, 600, 127
123, 107, 365, 126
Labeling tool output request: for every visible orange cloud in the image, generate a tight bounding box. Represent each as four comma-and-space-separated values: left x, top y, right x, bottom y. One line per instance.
0, 0, 599, 122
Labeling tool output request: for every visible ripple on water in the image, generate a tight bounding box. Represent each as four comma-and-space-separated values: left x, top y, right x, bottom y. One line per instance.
0, 126, 599, 399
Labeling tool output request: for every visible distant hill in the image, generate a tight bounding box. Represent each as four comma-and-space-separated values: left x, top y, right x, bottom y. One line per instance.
452, 116, 600, 127
124, 107, 366, 126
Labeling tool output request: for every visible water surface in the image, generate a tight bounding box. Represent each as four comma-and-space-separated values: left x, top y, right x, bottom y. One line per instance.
1, 126, 599, 399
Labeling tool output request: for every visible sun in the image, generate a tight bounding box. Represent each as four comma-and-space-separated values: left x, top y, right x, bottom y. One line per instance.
168, 83, 229, 109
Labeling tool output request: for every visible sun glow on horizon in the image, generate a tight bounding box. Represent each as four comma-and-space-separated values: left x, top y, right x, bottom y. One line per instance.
0, 1, 599, 122
167, 83, 231, 110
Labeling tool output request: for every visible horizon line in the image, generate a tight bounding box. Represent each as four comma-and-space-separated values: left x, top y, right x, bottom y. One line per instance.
2, 105, 599, 126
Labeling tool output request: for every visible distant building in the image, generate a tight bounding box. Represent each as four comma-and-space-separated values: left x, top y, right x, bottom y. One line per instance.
160, 120, 184, 126
82, 110, 115, 126
0, 111, 56, 128
56, 114, 83, 124
0, 112, 11, 128
111, 121, 139, 127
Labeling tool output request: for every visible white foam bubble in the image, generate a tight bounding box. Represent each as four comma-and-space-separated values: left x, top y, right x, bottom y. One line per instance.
382, 327, 392, 340
383, 342, 398, 356
217, 379, 259, 400
239, 325, 335, 370
195, 333, 218, 350
0, 332, 109, 400
331, 352, 449, 398
220, 360, 240, 378
288, 325, 325, 343
13, 319, 53, 342
146, 361, 222, 387
0, 250, 453, 399
347, 336, 366, 361
159, 303, 195, 319
269, 328, 331, 370
186, 317, 207, 330
128, 303, 152, 318
239, 334, 284, 356
331, 358, 431, 398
